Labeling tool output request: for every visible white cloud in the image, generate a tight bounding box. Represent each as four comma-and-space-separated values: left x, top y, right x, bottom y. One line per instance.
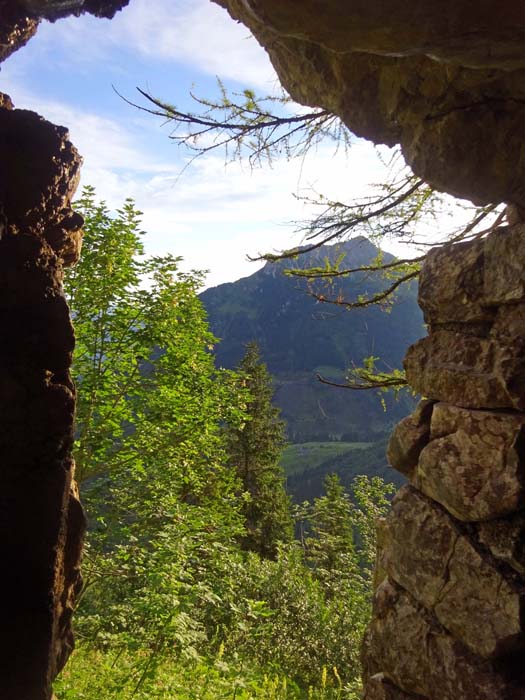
116, 140, 401, 287
0, 71, 430, 291
27, 0, 278, 90
115, 0, 277, 89
5, 86, 413, 287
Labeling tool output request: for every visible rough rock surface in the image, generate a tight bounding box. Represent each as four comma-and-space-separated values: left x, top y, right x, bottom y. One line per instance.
0, 1, 37, 61
477, 511, 525, 576
415, 403, 525, 521
361, 578, 519, 700
215, 0, 525, 207
367, 219, 525, 698
417, 239, 492, 326
0, 98, 85, 700
484, 224, 525, 305
380, 486, 523, 659
405, 328, 525, 409
386, 399, 434, 479
0, 3, 129, 698
363, 674, 427, 700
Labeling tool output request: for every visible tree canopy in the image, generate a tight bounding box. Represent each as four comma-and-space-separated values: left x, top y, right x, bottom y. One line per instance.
56, 188, 396, 700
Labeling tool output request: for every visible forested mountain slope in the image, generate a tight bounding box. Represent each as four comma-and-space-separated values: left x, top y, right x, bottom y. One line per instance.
201, 237, 425, 444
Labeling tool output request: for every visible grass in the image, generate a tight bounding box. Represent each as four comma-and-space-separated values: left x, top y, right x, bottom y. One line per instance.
280, 442, 371, 477
54, 647, 358, 700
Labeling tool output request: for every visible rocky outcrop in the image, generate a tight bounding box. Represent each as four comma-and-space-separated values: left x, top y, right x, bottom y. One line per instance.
1, 3, 129, 698
363, 222, 525, 699
0, 0, 129, 62
214, 1, 525, 207
0, 97, 86, 700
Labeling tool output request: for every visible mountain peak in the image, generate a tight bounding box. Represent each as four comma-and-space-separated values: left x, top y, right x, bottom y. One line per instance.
200, 236, 423, 443
264, 236, 394, 274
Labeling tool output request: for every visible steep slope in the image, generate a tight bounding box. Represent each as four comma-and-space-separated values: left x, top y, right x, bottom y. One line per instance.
201, 237, 425, 443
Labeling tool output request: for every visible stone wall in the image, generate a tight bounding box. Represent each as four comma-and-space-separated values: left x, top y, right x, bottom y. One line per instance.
363, 223, 525, 699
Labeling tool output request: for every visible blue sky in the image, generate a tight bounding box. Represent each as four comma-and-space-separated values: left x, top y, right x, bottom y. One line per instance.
1, 0, 422, 287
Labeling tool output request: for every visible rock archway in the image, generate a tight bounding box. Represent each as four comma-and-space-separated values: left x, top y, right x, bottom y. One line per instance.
1, 1, 524, 698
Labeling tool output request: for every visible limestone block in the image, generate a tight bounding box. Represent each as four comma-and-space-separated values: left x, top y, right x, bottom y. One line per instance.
216, 0, 525, 69
387, 399, 434, 478
418, 239, 492, 325
477, 511, 525, 576
363, 674, 427, 700
381, 487, 523, 659
362, 578, 514, 700
404, 330, 525, 410
415, 403, 525, 521
484, 224, 525, 305
491, 303, 525, 342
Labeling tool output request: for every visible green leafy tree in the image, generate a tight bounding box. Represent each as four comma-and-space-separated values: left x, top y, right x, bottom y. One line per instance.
304, 473, 395, 590
58, 187, 397, 700
232, 474, 394, 694
65, 187, 248, 667
226, 342, 293, 558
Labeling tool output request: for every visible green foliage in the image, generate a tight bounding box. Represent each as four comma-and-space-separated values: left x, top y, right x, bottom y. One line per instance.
133, 80, 350, 169
57, 189, 395, 700
223, 474, 393, 692
57, 474, 389, 699
55, 645, 353, 700
226, 342, 294, 558
304, 475, 362, 588
65, 186, 247, 658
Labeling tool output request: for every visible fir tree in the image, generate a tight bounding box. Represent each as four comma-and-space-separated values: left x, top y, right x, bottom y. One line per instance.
226, 342, 293, 558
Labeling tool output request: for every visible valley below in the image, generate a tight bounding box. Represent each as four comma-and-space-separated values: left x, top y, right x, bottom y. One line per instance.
201, 236, 424, 497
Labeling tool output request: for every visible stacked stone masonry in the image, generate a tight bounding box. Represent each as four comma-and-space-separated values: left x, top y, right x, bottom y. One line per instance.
377, 224, 525, 700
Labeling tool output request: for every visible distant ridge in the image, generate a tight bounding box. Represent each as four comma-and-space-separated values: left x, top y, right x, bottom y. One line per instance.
201, 237, 424, 444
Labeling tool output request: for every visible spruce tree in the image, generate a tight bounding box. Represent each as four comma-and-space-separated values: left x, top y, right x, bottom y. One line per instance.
226, 342, 293, 558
